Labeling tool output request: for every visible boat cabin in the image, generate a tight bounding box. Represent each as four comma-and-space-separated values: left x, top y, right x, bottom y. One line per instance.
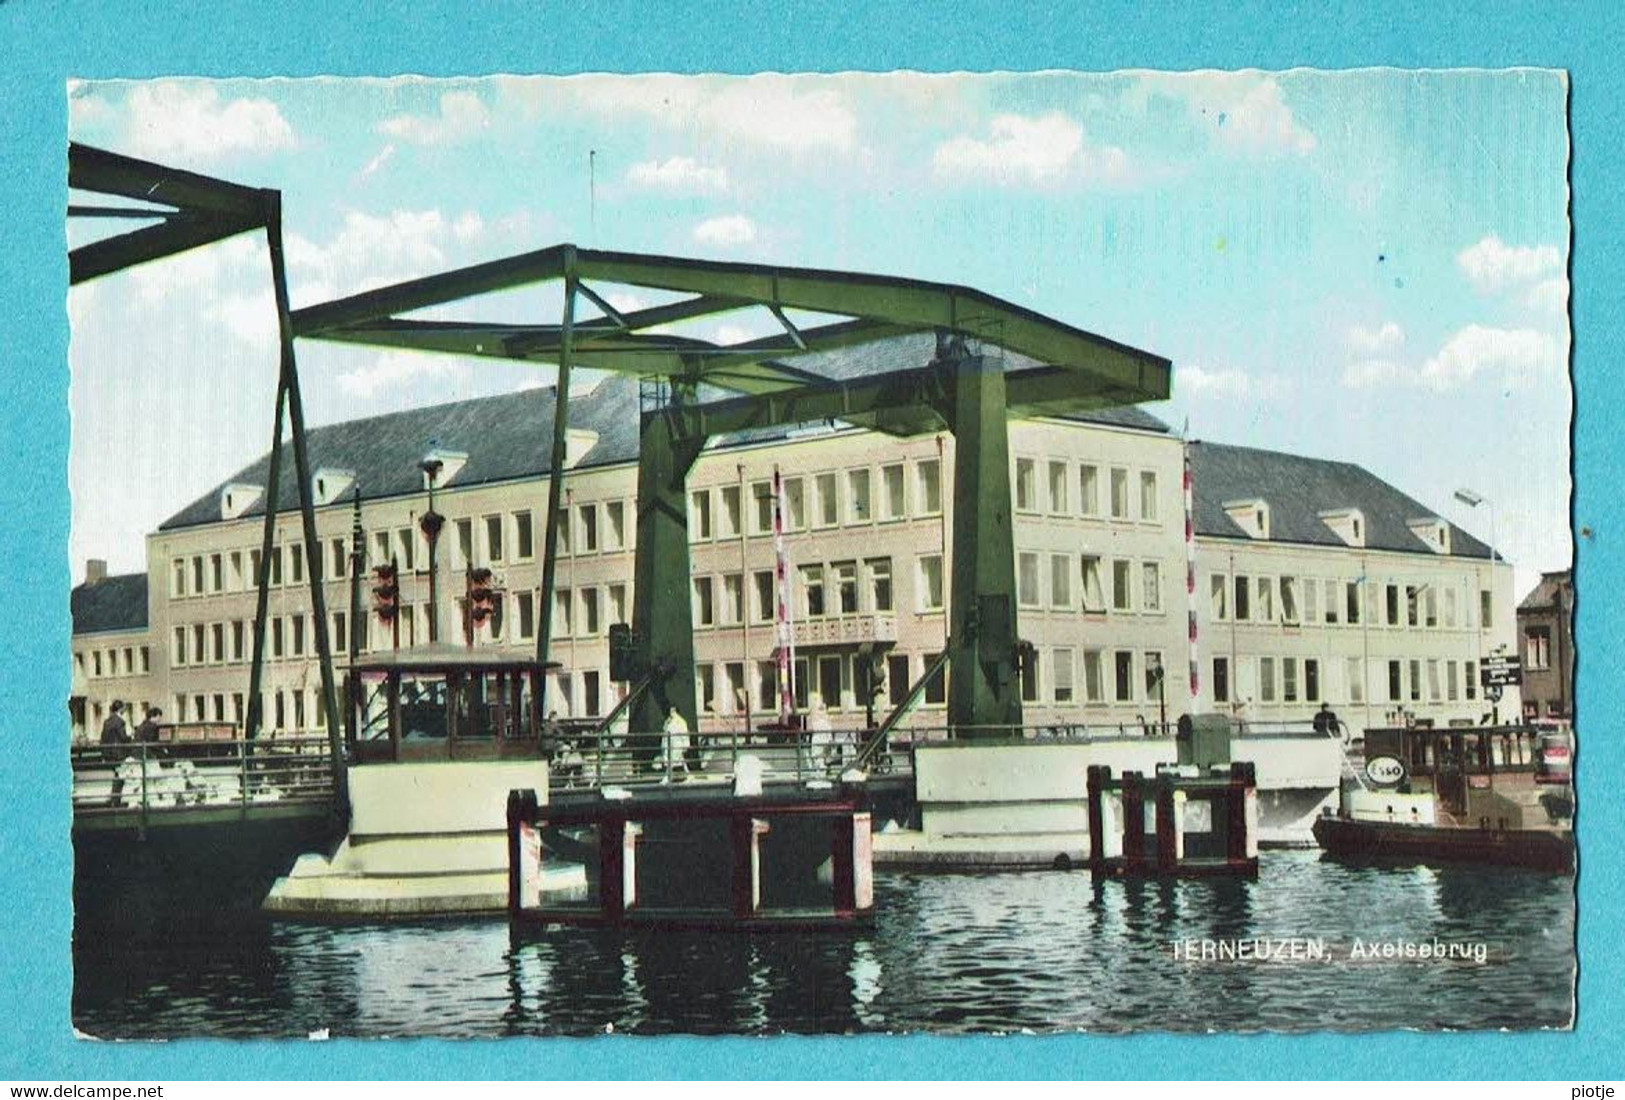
347, 644, 561, 764
1361, 723, 1569, 828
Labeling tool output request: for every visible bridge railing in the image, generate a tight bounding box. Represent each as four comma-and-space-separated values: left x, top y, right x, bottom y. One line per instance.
71, 736, 336, 820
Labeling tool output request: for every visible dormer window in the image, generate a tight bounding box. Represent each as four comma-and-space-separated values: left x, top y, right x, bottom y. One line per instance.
1407, 517, 1451, 555
221, 483, 263, 520
1319, 508, 1367, 548
564, 429, 599, 470
312, 467, 356, 506
1223, 498, 1270, 540
422, 449, 469, 488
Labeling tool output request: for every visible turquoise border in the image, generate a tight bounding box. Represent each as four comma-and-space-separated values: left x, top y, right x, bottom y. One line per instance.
2, 0, 1613, 1079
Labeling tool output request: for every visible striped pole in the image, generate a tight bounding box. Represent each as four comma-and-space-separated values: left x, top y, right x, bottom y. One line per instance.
1184, 441, 1200, 709
772, 467, 796, 724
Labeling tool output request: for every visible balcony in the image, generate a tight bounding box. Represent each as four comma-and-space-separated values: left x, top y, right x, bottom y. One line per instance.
792, 613, 898, 648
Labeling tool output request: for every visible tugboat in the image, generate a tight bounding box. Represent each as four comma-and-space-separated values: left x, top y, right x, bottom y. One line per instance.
1312, 723, 1574, 873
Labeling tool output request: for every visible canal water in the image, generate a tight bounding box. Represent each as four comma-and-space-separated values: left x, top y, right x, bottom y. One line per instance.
73, 852, 1573, 1038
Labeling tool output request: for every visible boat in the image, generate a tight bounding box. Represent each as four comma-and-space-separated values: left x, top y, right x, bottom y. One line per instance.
1312, 723, 1574, 873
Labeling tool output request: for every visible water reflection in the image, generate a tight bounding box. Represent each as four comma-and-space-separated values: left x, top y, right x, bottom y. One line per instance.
74, 852, 1574, 1038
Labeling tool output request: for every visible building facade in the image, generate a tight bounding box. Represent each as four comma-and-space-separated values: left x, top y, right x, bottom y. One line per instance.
1516, 570, 1574, 723
72, 375, 1522, 743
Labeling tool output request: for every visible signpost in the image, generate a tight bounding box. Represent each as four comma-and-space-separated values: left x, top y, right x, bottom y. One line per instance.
1479, 651, 1522, 724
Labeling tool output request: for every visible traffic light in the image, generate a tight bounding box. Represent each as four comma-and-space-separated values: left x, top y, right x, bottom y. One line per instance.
371, 562, 399, 621
467, 567, 496, 624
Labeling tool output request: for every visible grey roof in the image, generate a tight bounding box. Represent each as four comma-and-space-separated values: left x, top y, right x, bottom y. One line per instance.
161, 377, 643, 531
1188, 442, 1496, 559
162, 335, 1168, 530
1518, 570, 1572, 611
71, 573, 148, 634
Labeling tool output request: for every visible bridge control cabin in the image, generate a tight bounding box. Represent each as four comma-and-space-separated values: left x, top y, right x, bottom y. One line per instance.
348, 644, 562, 764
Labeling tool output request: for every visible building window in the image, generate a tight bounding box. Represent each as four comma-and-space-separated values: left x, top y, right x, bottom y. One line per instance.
1346, 581, 1362, 625
1021, 648, 1041, 703
1018, 553, 1041, 607
923, 653, 947, 707
1282, 658, 1299, 703
1346, 658, 1364, 704
918, 555, 944, 611
1212, 656, 1231, 704
140, 646, 150, 673
1305, 658, 1320, 702
847, 469, 872, 523
753, 571, 775, 623
722, 663, 744, 717
1526, 627, 1552, 669
92, 651, 102, 677
1113, 651, 1136, 703
1110, 468, 1130, 519
608, 584, 627, 625
172, 558, 186, 598
1048, 461, 1069, 514
269, 547, 283, 586
515, 511, 535, 560
1050, 554, 1073, 609
555, 508, 572, 554
887, 654, 910, 707
718, 485, 742, 538
1139, 471, 1158, 522
1052, 648, 1075, 703
751, 480, 775, 535
801, 565, 825, 618
720, 574, 744, 626
916, 459, 942, 516
784, 477, 806, 530
210, 553, 224, 592
1259, 657, 1277, 703
1111, 560, 1133, 612
817, 655, 843, 710
1235, 576, 1251, 621
1014, 458, 1037, 511
231, 621, 244, 662
1280, 577, 1299, 623
1480, 589, 1493, 627
1408, 659, 1422, 703
1406, 585, 1421, 628
212, 623, 225, 663
1465, 660, 1477, 701
1388, 660, 1403, 702
1079, 464, 1100, 517
579, 588, 600, 636
1447, 661, 1460, 702
1083, 650, 1105, 703
1257, 577, 1276, 623
291, 542, 306, 583
866, 558, 893, 612
1141, 562, 1162, 613
1386, 584, 1401, 626
455, 518, 474, 568
1081, 557, 1105, 612
192, 555, 205, 595
881, 464, 906, 521
834, 561, 858, 614
692, 577, 715, 627
1145, 651, 1166, 703
815, 473, 839, 528
1210, 574, 1229, 621
516, 591, 535, 640
605, 501, 626, 551
690, 489, 713, 540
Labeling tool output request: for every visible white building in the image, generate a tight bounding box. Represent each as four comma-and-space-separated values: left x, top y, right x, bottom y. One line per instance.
71, 374, 1519, 742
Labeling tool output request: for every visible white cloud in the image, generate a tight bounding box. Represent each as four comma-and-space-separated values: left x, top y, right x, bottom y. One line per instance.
378, 90, 490, 145
1178, 365, 1284, 401
1346, 321, 1405, 357
338, 351, 471, 399
1525, 276, 1569, 316
286, 209, 458, 301
627, 156, 730, 195
1455, 236, 1564, 294
932, 113, 1133, 188
1132, 72, 1316, 157
120, 82, 295, 160
1343, 324, 1563, 392
692, 214, 757, 249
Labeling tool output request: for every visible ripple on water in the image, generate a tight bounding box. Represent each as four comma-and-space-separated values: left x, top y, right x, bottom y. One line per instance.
73, 851, 1574, 1037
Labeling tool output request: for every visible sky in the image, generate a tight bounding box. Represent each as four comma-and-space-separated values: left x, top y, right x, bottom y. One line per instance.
65, 71, 1571, 598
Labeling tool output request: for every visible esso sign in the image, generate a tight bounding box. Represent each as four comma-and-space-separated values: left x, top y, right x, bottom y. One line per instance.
1364, 755, 1406, 787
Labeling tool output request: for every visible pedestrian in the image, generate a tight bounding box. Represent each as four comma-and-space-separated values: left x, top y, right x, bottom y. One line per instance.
135, 706, 163, 744
661, 705, 690, 782
100, 700, 131, 806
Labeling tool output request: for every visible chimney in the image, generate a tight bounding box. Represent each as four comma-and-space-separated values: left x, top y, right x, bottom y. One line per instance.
85, 559, 108, 585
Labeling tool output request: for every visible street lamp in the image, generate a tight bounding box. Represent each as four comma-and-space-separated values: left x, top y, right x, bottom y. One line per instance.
420, 454, 446, 644
1453, 488, 1498, 564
